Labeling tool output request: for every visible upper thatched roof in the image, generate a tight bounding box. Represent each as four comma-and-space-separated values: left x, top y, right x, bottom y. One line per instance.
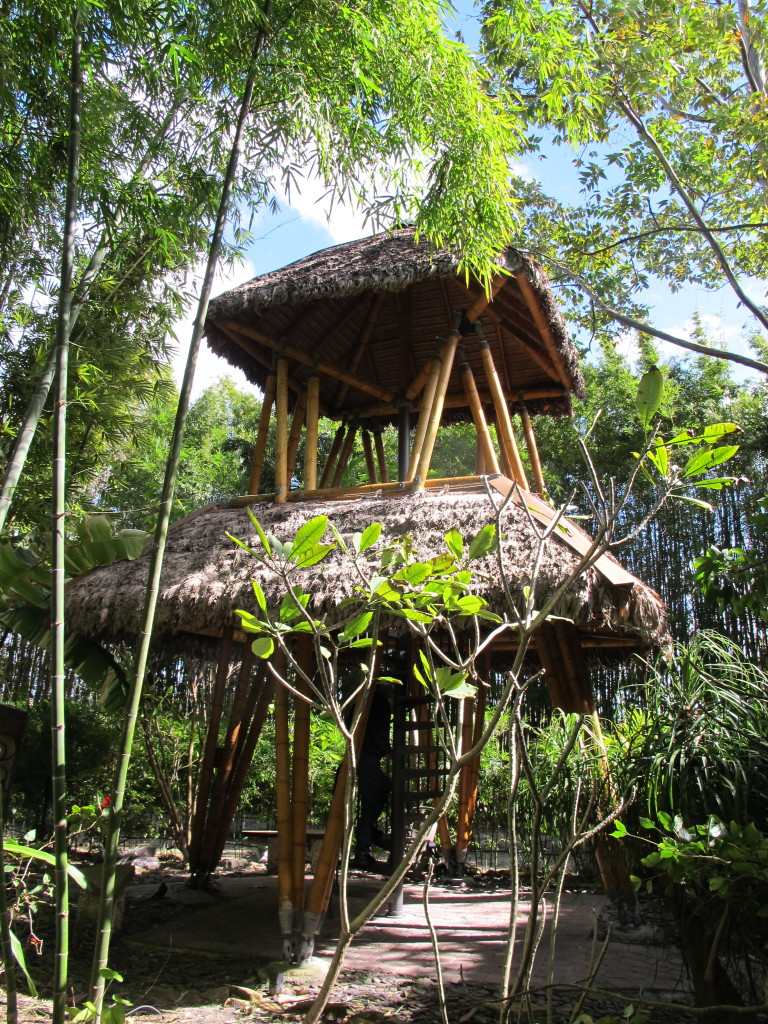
66, 490, 665, 653
204, 229, 585, 423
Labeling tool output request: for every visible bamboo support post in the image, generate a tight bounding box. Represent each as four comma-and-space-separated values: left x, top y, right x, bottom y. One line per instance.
412, 328, 460, 488
274, 357, 289, 503
248, 375, 276, 496
291, 640, 313, 925
373, 424, 389, 483
331, 421, 358, 488
318, 423, 346, 491
361, 428, 377, 484
273, 651, 294, 958
406, 356, 441, 480
460, 353, 500, 475
518, 398, 545, 494
304, 374, 320, 491
477, 334, 528, 488
286, 390, 307, 482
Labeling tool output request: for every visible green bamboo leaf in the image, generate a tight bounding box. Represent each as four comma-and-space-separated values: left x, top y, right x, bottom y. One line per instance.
3, 840, 88, 887
682, 445, 739, 478
10, 929, 38, 996
635, 366, 664, 429
290, 516, 328, 562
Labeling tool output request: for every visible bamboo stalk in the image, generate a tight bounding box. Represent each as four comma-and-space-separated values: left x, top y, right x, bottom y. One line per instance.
404, 356, 435, 401
304, 375, 320, 490
291, 640, 313, 923
477, 337, 528, 488
331, 421, 358, 488
372, 424, 389, 483
333, 292, 386, 410
275, 356, 289, 502
273, 650, 294, 960
460, 355, 500, 474
518, 399, 545, 494
248, 373, 276, 495
188, 629, 233, 878
412, 330, 461, 487
361, 429, 377, 483
318, 423, 346, 490
286, 389, 307, 483
406, 355, 441, 480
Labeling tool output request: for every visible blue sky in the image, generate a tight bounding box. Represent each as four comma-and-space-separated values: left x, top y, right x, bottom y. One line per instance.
175, 1, 763, 399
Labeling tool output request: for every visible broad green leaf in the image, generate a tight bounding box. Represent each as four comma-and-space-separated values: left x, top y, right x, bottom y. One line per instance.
445, 529, 464, 560
682, 445, 739, 478
251, 637, 274, 659
358, 522, 382, 552
247, 510, 272, 556
340, 611, 373, 641
396, 607, 434, 623
251, 581, 267, 614
290, 516, 328, 562
293, 543, 335, 568
393, 562, 433, 586
647, 441, 669, 477
635, 366, 663, 429
3, 840, 87, 887
454, 595, 485, 615
468, 524, 497, 560
10, 930, 38, 996
237, 610, 264, 633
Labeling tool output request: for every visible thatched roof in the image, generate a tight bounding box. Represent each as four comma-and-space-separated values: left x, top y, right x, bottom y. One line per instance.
66, 490, 665, 653
204, 229, 585, 423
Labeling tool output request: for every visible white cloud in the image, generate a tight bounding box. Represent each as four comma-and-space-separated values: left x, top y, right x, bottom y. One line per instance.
273, 172, 372, 244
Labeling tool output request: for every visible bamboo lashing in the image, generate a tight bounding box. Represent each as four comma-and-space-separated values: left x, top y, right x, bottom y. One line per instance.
291, 641, 313, 926
361, 428, 377, 484
222, 319, 393, 404
331, 420, 359, 488
318, 423, 346, 490
373, 423, 389, 483
304, 374, 320, 491
286, 389, 307, 482
513, 273, 572, 389
518, 396, 545, 494
460, 352, 500, 475
273, 650, 294, 960
275, 356, 289, 503
248, 374, 276, 496
333, 292, 386, 410
477, 332, 528, 488
406, 355, 440, 480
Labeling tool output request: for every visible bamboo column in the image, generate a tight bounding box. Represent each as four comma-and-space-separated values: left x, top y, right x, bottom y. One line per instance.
361, 428, 378, 484
406, 355, 441, 480
318, 423, 346, 490
291, 640, 313, 936
477, 332, 528, 488
286, 389, 308, 482
518, 398, 545, 494
372, 423, 389, 483
273, 650, 294, 960
274, 356, 289, 503
460, 352, 500, 475
304, 374, 320, 490
248, 373, 276, 495
412, 319, 461, 488
331, 420, 358, 488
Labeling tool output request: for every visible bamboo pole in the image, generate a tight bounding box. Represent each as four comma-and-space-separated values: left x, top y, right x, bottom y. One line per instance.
514, 273, 572, 389
188, 628, 233, 878
273, 650, 294, 960
331, 421, 358, 488
286, 389, 307, 482
518, 399, 545, 494
274, 356, 289, 503
333, 292, 386, 410
460, 354, 500, 475
477, 335, 528, 488
361, 429, 377, 484
412, 327, 461, 488
292, 640, 313, 925
248, 372, 276, 495
318, 423, 346, 490
372, 424, 389, 483
304, 375, 320, 490
406, 355, 441, 480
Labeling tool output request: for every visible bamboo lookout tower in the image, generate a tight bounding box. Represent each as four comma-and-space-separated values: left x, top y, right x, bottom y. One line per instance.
66, 229, 666, 961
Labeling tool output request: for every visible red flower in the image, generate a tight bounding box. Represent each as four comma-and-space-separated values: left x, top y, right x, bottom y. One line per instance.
99, 796, 111, 811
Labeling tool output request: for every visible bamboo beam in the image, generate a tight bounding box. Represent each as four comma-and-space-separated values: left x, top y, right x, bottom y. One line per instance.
405, 354, 439, 402
218, 324, 304, 400
273, 650, 294, 960
286, 389, 307, 481
274, 356, 289, 503
331, 421, 358, 488
460, 353, 500, 475
406, 356, 441, 480
373, 424, 389, 483
312, 292, 371, 355
333, 292, 386, 411
303, 374, 320, 491
478, 336, 528, 488
361, 429, 377, 484
291, 640, 313, 923
248, 374, 276, 496
318, 423, 346, 491
519, 398, 545, 494
221, 320, 393, 403
398, 289, 416, 388
514, 273, 572, 389
355, 386, 568, 420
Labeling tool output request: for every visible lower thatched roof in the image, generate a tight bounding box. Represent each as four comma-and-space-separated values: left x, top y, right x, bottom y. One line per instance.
65, 490, 666, 650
